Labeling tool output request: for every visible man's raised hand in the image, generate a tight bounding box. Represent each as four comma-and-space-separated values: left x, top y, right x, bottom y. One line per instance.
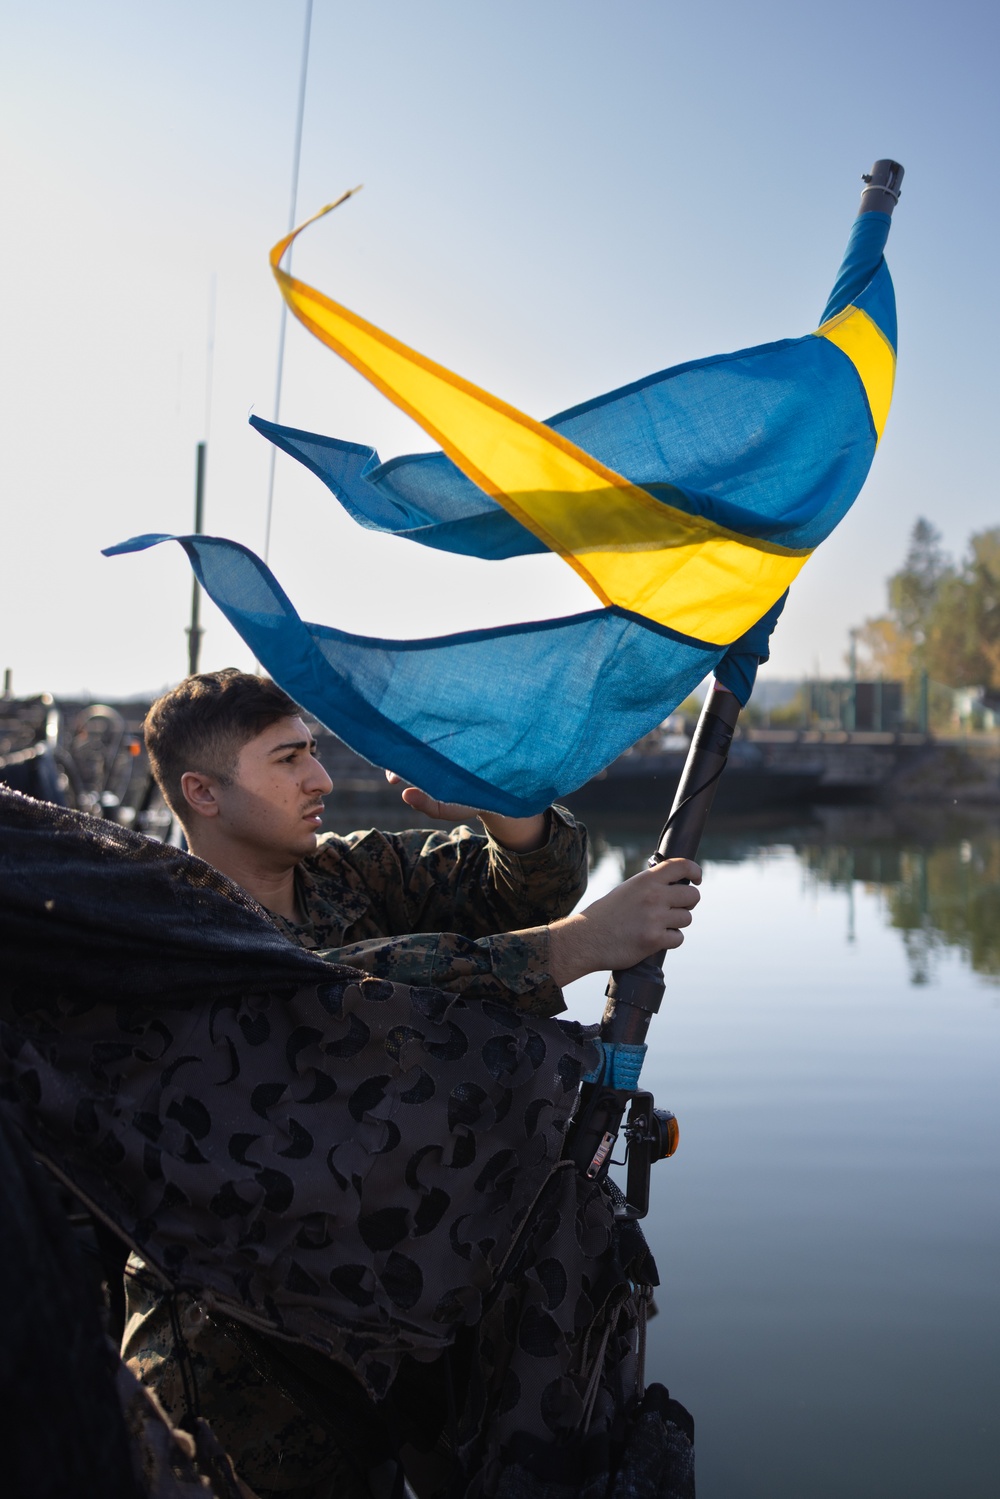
548, 858, 702, 987
384, 771, 548, 853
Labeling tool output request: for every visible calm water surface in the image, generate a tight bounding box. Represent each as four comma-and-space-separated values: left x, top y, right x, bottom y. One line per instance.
561, 805, 1000, 1499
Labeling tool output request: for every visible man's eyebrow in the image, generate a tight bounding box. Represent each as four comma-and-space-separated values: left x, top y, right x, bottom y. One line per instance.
267, 738, 316, 755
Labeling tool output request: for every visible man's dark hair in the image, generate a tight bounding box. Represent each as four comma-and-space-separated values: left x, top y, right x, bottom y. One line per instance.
144, 669, 302, 818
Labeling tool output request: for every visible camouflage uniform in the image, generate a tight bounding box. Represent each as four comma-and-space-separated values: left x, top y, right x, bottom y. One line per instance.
122, 807, 587, 1498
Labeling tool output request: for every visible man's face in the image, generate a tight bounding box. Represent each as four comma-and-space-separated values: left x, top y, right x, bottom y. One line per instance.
212, 715, 334, 864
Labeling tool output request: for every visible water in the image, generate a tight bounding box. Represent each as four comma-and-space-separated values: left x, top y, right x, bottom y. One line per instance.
562, 806, 1000, 1499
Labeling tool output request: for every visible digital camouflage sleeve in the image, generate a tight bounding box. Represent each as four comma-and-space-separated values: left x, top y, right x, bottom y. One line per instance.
266, 805, 589, 1016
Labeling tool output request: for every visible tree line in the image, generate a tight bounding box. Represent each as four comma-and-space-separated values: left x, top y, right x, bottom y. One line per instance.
854, 520, 1000, 697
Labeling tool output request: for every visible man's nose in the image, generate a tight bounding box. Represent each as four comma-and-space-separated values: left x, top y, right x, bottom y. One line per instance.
305, 755, 334, 795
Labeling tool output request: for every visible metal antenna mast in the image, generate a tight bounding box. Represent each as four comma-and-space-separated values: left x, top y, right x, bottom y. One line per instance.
262, 0, 314, 567
186, 274, 217, 676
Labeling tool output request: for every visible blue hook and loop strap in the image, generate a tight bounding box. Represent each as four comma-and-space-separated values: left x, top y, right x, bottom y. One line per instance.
581, 1040, 647, 1091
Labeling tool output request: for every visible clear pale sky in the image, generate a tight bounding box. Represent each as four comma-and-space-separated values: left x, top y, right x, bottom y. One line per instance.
2, 0, 997, 700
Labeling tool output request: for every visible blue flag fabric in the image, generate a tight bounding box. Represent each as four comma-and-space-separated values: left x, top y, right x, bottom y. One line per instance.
107, 208, 896, 816
249, 212, 895, 564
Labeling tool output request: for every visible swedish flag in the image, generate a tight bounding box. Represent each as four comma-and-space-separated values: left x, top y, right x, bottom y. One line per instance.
108, 184, 899, 815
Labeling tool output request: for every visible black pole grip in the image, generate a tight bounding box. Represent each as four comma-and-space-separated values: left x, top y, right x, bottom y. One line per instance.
565, 683, 742, 1177
652, 684, 741, 864
602, 683, 741, 1035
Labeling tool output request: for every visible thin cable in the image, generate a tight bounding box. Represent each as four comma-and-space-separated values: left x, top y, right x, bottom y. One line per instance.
167, 1293, 202, 1423
652, 759, 728, 855
635, 1283, 650, 1401
204, 273, 217, 445
262, 0, 314, 567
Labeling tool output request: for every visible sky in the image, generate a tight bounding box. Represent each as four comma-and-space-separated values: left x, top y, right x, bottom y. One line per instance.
1, 0, 997, 701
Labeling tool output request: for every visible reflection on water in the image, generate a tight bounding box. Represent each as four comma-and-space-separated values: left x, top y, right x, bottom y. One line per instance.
584, 804, 1000, 986
564, 804, 1000, 1499
861, 842, 998, 985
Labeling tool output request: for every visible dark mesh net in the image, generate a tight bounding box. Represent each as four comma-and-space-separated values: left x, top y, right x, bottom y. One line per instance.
0, 786, 329, 1003
0, 786, 695, 1496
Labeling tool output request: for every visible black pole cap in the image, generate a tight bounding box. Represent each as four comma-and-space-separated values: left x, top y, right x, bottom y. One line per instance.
860, 159, 904, 217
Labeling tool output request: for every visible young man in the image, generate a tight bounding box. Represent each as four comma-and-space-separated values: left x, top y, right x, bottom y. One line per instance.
124, 668, 701, 1497
141, 667, 700, 1008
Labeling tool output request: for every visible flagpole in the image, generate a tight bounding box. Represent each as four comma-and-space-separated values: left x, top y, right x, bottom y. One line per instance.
565, 681, 741, 1194
262, 0, 314, 568
566, 160, 904, 1209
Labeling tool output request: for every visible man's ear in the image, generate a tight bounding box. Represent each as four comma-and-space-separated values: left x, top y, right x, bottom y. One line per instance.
179, 771, 222, 820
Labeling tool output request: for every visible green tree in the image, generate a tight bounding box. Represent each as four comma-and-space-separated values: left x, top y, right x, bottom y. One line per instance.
888, 517, 952, 639
924, 527, 1000, 689
852, 614, 915, 680
852, 518, 952, 679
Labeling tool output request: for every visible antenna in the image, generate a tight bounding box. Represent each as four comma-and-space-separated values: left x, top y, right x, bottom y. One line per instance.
185, 277, 217, 676
204, 272, 216, 443
262, 0, 314, 567
186, 442, 207, 674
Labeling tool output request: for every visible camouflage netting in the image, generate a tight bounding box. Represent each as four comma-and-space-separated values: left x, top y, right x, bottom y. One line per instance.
0, 787, 694, 1496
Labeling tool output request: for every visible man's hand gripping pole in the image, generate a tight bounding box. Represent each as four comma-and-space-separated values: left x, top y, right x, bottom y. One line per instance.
564, 683, 741, 1214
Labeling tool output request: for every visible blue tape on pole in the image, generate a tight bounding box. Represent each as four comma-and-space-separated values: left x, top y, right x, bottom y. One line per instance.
581, 1041, 647, 1090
